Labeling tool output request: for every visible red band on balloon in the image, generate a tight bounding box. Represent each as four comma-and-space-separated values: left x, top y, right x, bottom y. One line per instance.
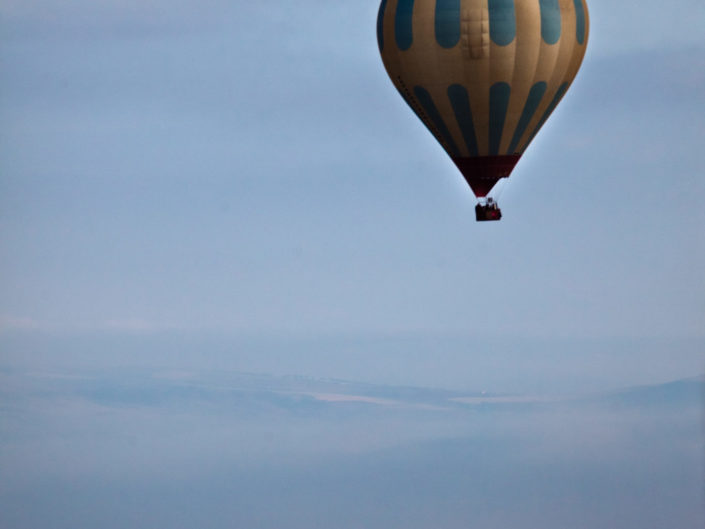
452, 155, 521, 197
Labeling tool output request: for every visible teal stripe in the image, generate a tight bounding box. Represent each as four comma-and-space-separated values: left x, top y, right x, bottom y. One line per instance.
489, 83, 511, 156
435, 0, 461, 48
395, 0, 415, 51
413, 86, 460, 157
573, 0, 586, 44
488, 0, 516, 46
507, 82, 547, 154
539, 0, 562, 45
377, 0, 389, 51
525, 82, 570, 146
447, 85, 479, 157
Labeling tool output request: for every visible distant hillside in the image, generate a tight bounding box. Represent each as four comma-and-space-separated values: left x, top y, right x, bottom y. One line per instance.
593, 375, 705, 409
3, 367, 703, 415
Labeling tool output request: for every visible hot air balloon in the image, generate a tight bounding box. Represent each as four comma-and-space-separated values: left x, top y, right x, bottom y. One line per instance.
377, 0, 589, 221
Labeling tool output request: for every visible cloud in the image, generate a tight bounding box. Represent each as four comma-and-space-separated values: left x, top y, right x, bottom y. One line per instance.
0, 0, 235, 39
0, 316, 40, 332
102, 318, 172, 333
588, 0, 705, 56
0, 316, 178, 334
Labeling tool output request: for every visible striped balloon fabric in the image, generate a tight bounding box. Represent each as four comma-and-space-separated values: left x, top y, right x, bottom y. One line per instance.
377, 0, 589, 197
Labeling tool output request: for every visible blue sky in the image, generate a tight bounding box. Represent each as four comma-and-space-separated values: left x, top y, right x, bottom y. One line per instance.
1, 0, 704, 392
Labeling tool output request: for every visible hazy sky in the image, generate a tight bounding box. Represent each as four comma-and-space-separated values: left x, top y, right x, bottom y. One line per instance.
1, 3, 704, 528
1, 0, 704, 391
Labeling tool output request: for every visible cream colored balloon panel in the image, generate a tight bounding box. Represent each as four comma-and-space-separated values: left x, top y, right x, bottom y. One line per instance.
378, 0, 589, 159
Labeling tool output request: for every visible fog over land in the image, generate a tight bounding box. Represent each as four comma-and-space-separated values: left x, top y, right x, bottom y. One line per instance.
2, 363, 703, 529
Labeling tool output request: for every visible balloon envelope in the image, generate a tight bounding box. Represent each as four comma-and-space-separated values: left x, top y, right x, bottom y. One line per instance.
377, 0, 589, 196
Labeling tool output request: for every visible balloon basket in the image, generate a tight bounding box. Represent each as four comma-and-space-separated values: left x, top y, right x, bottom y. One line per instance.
475, 199, 502, 222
